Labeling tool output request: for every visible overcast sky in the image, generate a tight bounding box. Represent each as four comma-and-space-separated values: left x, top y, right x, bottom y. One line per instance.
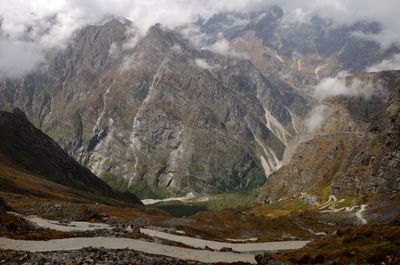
0, 0, 399, 79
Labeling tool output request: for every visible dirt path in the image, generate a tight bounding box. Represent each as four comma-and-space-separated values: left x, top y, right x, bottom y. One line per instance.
0, 237, 257, 264
140, 228, 310, 252
9, 212, 110, 232
1, 213, 310, 263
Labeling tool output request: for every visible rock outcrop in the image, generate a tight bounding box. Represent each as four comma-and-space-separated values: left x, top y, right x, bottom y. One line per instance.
260, 71, 400, 203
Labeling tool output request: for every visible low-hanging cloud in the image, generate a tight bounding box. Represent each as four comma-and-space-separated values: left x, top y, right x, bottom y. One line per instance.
1, 0, 399, 79
305, 104, 327, 132
194, 58, 215, 71
314, 77, 376, 101
203, 38, 231, 55
306, 76, 380, 132
366, 54, 400, 72
0, 40, 45, 79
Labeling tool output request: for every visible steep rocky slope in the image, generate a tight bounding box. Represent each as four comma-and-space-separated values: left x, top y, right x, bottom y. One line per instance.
0, 19, 308, 197
1, 6, 398, 198
0, 108, 141, 205
188, 5, 399, 83
330, 74, 400, 200
260, 71, 400, 206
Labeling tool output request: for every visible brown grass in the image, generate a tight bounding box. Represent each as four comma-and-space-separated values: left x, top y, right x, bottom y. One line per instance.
274, 223, 400, 264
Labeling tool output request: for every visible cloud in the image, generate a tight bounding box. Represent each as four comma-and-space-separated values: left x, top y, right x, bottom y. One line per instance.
314, 77, 376, 101
306, 75, 381, 132
0, 40, 45, 79
366, 54, 400, 72
2, 1, 400, 44
194, 58, 216, 70
203, 39, 231, 55
305, 105, 326, 132
1, 0, 399, 79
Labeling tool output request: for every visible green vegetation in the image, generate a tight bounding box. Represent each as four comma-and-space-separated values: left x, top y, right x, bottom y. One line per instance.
154, 190, 258, 217
335, 197, 353, 209
319, 185, 331, 201
100, 171, 185, 199
242, 166, 266, 189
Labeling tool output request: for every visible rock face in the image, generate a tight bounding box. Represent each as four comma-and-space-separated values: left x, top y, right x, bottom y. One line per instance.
0, 6, 398, 198
0, 19, 308, 197
260, 71, 400, 203
0, 108, 141, 204
331, 75, 400, 200
189, 6, 398, 82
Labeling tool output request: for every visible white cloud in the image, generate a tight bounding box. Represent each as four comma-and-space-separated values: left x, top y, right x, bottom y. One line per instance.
195, 58, 216, 70
2, 1, 400, 45
305, 104, 326, 132
0, 0, 399, 79
306, 75, 382, 132
366, 54, 400, 72
203, 39, 231, 55
0, 40, 45, 79
314, 77, 376, 101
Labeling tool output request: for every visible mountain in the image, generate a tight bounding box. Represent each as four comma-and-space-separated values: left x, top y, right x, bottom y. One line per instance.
0, 6, 398, 198
259, 70, 400, 220
0, 19, 309, 198
0, 108, 141, 205
188, 5, 399, 83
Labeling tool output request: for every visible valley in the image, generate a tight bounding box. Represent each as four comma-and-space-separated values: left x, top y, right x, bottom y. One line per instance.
0, 2, 400, 264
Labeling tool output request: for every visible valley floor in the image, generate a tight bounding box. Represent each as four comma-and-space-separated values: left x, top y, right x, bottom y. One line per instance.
1, 186, 399, 264
0, 211, 308, 264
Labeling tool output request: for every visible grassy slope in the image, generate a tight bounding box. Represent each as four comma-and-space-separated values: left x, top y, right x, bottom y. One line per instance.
0, 154, 138, 207
275, 223, 400, 264
153, 190, 259, 217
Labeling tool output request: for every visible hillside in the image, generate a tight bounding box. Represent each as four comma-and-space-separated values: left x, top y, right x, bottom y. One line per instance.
0, 108, 141, 205
260, 71, 400, 222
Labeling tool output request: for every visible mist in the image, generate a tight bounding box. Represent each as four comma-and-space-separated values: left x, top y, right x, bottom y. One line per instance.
1, 0, 399, 79
306, 76, 380, 132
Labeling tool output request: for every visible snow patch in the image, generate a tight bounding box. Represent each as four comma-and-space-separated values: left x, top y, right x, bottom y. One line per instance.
141, 192, 196, 205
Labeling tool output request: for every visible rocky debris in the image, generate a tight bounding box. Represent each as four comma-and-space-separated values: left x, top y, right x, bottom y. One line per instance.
0, 212, 75, 240
220, 247, 233, 252
299, 193, 317, 205
0, 247, 209, 265
255, 253, 284, 265
26, 202, 107, 223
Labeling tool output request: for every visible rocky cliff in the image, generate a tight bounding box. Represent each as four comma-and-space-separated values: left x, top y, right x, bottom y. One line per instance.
260, 71, 400, 204
0, 19, 308, 197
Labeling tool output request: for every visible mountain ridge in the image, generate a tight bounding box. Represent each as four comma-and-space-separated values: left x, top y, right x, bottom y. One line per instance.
0, 108, 142, 205
0, 8, 398, 198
